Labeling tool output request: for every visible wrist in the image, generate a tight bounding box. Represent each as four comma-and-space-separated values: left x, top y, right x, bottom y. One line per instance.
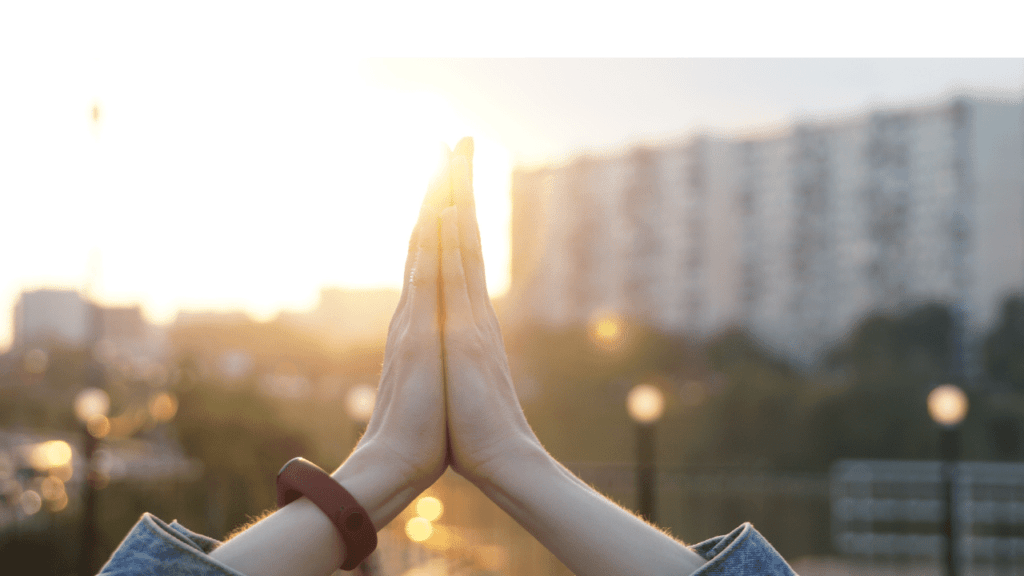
330, 441, 435, 530
466, 436, 554, 492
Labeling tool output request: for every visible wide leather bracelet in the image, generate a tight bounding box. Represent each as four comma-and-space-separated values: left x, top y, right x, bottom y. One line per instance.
276, 457, 377, 570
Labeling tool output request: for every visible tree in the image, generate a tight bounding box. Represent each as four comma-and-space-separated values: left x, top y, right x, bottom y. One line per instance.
984, 295, 1024, 392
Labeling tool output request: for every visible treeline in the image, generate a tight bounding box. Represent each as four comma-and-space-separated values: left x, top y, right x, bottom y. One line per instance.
5, 296, 1024, 569
509, 296, 1024, 471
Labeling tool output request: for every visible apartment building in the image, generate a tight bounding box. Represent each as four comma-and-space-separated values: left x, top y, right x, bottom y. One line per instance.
510, 96, 1024, 365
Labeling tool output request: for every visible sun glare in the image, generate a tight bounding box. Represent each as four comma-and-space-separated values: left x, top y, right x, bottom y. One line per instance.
0, 44, 513, 349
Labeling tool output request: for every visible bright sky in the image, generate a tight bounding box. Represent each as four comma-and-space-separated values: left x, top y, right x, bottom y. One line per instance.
1, 4, 1022, 351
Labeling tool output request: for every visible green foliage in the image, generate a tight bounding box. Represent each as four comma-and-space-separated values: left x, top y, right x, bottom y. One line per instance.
509, 300, 1024, 470
695, 329, 808, 468
800, 304, 955, 466
984, 295, 1024, 392
6, 295, 1024, 565
172, 373, 312, 539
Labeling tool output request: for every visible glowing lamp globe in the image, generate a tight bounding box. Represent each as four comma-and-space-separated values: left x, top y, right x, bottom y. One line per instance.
927, 384, 969, 427
74, 388, 110, 423
627, 384, 665, 425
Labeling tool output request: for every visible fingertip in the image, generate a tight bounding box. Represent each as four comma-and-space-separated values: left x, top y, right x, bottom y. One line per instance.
451, 156, 469, 186
425, 155, 452, 208
454, 137, 474, 161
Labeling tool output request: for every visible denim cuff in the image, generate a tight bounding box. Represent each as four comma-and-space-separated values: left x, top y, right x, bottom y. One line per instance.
98, 513, 245, 576
100, 514, 793, 576
689, 522, 796, 575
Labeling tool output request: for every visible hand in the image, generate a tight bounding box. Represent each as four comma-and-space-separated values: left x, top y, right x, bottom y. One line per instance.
209, 154, 454, 576
440, 139, 544, 484
438, 141, 707, 576
331, 154, 451, 528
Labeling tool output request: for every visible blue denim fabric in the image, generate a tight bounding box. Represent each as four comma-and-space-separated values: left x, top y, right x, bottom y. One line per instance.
99, 513, 796, 575
98, 513, 246, 576
690, 523, 797, 575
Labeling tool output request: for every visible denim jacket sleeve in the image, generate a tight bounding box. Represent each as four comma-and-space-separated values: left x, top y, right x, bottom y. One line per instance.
689, 522, 797, 575
98, 513, 247, 576
99, 514, 795, 575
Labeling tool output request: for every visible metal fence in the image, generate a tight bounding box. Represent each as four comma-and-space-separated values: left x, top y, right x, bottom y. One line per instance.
832, 460, 1024, 568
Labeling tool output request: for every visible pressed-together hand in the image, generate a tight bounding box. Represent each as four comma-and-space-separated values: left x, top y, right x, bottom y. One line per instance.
210, 156, 454, 575
208, 157, 453, 576
439, 139, 707, 576
210, 142, 705, 576
440, 139, 544, 483
341, 158, 452, 527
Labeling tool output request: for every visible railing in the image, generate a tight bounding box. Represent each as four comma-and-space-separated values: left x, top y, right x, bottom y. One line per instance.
831, 459, 1024, 565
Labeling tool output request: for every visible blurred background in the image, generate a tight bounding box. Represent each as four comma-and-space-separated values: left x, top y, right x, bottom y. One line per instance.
3, 6, 1024, 576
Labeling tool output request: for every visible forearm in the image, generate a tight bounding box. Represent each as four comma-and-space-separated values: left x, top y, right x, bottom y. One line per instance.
473, 443, 707, 576
208, 444, 413, 576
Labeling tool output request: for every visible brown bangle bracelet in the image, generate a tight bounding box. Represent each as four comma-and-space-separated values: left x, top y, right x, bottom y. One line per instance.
276, 457, 378, 570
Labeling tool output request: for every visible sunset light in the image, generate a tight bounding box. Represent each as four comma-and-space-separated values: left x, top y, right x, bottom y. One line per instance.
0, 12, 513, 349
4, 9, 1024, 573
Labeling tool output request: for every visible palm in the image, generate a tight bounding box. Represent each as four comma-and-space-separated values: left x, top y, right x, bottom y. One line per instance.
441, 139, 539, 482
354, 160, 450, 492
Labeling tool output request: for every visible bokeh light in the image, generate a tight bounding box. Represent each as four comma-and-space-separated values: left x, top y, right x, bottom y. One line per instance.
415, 496, 443, 522
47, 490, 69, 512
345, 384, 376, 424
52, 462, 74, 482
928, 384, 969, 427
74, 388, 110, 423
627, 384, 665, 425
40, 475, 64, 499
29, 440, 73, 471
149, 392, 178, 423
405, 517, 433, 542
20, 489, 43, 515
87, 415, 110, 438
589, 312, 625, 352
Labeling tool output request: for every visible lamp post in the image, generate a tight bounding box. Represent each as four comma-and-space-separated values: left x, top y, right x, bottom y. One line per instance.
928, 383, 969, 576
627, 383, 665, 523
74, 387, 110, 576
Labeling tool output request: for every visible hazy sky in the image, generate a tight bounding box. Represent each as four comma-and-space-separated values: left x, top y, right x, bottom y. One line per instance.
1, 4, 1022, 350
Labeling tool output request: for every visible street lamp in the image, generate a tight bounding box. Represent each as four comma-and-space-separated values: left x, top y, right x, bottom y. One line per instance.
74, 387, 110, 576
928, 384, 968, 576
627, 383, 665, 523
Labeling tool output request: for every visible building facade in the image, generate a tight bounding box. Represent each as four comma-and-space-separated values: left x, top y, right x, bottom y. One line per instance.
509, 97, 1024, 365
12, 289, 166, 366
